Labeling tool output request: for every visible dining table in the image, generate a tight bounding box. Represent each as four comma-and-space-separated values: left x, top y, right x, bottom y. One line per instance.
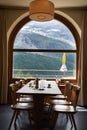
16, 79, 62, 130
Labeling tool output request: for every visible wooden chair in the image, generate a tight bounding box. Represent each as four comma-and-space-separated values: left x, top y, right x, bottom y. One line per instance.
43, 81, 73, 117
15, 80, 22, 89
15, 80, 33, 103
48, 86, 67, 100
50, 85, 80, 130
8, 83, 34, 130
44, 81, 67, 104
46, 81, 73, 106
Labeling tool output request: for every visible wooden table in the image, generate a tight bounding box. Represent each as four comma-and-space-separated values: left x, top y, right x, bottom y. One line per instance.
16, 80, 61, 130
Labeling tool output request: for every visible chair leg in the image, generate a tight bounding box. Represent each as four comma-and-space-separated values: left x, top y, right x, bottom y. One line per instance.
68, 114, 73, 126
28, 110, 33, 130
8, 110, 17, 130
71, 114, 77, 130
66, 113, 69, 122
14, 110, 20, 124
50, 111, 58, 130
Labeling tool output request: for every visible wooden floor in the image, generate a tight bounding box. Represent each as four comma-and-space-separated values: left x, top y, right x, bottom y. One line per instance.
0, 104, 87, 130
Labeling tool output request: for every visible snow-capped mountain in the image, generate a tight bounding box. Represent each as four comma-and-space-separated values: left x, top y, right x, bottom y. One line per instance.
14, 20, 76, 50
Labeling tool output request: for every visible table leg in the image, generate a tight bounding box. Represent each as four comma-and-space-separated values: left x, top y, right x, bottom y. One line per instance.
33, 95, 45, 130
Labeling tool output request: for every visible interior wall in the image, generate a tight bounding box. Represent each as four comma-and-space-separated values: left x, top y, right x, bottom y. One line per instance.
6, 7, 84, 33
6, 8, 27, 32
59, 8, 85, 30
0, 6, 87, 104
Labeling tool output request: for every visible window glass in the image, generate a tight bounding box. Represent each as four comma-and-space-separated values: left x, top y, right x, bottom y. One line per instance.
13, 19, 76, 79
14, 20, 76, 50
13, 52, 76, 78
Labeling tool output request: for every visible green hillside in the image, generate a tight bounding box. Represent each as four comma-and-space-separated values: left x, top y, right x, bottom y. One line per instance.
13, 52, 75, 77
28, 33, 74, 50
13, 31, 76, 78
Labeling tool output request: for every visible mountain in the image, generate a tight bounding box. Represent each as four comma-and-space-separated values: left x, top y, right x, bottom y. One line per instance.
13, 20, 76, 77
14, 20, 76, 50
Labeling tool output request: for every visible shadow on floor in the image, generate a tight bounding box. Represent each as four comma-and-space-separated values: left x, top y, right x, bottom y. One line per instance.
0, 104, 87, 130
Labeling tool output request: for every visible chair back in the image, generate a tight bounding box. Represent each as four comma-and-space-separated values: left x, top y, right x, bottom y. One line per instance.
15, 80, 22, 89
64, 81, 73, 101
21, 78, 28, 85
70, 85, 80, 108
9, 83, 19, 105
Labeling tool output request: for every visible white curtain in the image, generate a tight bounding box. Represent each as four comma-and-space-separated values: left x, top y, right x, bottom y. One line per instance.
0, 9, 8, 103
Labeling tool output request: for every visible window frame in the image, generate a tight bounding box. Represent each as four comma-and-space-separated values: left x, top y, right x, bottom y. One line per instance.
8, 13, 80, 84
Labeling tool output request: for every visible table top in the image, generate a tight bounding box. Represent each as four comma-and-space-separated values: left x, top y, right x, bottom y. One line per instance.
16, 80, 61, 95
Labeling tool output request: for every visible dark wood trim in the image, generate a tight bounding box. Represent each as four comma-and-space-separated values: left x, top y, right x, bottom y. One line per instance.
13, 49, 77, 53
55, 7, 87, 11
0, 6, 28, 10
0, 6, 86, 11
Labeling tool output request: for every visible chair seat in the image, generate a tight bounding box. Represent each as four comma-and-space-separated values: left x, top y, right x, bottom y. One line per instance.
17, 97, 33, 103
49, 95, 67, 100
49, 99, 72, 105
11, 102, 34, 110
53, 104, 77, 113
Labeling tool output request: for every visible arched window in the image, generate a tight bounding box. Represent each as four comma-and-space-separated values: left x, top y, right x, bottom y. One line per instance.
8, 13, 80, 83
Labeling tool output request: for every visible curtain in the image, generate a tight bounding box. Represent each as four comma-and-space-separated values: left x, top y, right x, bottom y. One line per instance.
78, 11, 87, 106
0, 9, 8, 104
77, 13, 84, 105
